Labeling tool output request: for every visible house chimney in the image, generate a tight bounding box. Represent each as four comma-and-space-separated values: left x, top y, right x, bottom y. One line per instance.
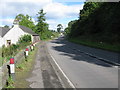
13, 19, 19, 27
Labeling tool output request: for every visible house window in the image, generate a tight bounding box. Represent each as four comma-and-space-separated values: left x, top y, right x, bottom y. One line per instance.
7, 40, 11, 46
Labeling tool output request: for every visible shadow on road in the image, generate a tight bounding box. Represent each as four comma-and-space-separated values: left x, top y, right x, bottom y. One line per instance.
51, 37, 113, 67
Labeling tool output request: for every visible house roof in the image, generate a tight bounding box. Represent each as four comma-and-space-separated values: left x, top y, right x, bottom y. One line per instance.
19, 25, 38, 36
0, 25, 38, 37
0, 27, 10, 37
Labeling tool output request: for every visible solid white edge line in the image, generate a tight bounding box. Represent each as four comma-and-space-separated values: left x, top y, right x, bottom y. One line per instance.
49, 53, 76, 89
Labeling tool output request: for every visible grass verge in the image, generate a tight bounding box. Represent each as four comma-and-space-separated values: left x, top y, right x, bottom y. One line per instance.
1, 42, 31, 67
15, 45, 38, 88
68, 37, 120, 53
5, 76, 15, 88
5, 43, 38, 88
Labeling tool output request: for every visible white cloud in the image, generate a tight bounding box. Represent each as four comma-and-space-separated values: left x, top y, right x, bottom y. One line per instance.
44, 3, 83, 19
0, 0, 84, 30
0, 18, 14, 26
46, 19, 59, 30
46, 19, 71, 31
3, 0, 52, 3
44, 2, 83, 30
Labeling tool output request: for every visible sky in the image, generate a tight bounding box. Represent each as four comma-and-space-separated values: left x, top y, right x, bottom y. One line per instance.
0, 0, 85, 30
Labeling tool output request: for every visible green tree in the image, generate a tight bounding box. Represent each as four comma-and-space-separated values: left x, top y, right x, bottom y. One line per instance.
66, 2, 120, 45
79, 2, 101, 21
4, 25, 9, 28
15, 14, 35, 30
57, 24, 63, 33
36, 9, 50, 40
64, 20, 77, 37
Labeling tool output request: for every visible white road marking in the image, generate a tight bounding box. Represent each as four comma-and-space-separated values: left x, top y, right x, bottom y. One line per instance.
49, 53, 76, 89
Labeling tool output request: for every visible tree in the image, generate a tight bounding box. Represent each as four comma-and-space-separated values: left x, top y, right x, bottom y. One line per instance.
36, 9, 51, 40
4, 25, 9, 28
15, 14, 35, 30
64, 20, 77, 37
36, 9, 48, 34
57, 24, 63, 33
79, 2, 101, 21
66, 2, 120, 45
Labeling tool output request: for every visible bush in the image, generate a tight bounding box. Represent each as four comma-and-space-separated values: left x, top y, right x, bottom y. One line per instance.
2, 35, 31, 58
40, 30, 54, 40
2, 44, 19, 57
1, 34, 32, 63
18, 35, 31, 43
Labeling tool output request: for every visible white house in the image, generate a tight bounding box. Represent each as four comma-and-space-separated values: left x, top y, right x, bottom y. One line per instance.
0, 19, 40, 47
0, 27, 10, 47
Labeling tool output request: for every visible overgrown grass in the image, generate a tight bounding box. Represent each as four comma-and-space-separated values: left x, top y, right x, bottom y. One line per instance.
1, 42, 31, 66
5, 76, 15, 88
4, 43, 38, 88
68, 37, 120, 53
1, 35, 32, 66
14, 44, 38, 88
16, 49, 35, 72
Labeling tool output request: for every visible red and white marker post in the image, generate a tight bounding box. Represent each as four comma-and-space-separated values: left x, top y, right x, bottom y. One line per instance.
25, 48, 29, 56
31, 44, 34, 51
10, 58, 15, 80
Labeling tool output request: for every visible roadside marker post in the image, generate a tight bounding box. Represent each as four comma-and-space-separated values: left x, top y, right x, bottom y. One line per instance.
25, 48, 29, 56
33, 43, 36, 47
10, 58, 15, 81
30, 44, 34, 51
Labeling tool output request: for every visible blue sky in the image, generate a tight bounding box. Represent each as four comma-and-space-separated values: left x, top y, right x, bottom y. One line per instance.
0, 0, 85, 30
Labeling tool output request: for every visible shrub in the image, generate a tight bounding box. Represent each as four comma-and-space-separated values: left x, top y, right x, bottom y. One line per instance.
2, 35, 31, 60
18, 35, 31, 43
2, 44, 19, 57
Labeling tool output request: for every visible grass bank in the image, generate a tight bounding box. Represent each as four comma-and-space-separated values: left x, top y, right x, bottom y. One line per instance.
15, 44, 38, 88
1, 42, 31, 66
68, 37, 120, 53
5, 43, 38, 88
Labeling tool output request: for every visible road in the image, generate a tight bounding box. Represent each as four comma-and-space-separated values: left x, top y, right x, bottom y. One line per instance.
27, 42, 63, 88
46, 37, 118, 88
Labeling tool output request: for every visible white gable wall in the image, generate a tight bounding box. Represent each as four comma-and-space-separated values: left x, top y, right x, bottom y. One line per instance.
4, 25, 30, 46
0, 36, 4, 47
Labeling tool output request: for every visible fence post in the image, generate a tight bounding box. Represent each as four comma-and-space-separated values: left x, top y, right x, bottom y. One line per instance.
31, 44, 34, 51
25, 48, 29, 56
10, 57, 15, 81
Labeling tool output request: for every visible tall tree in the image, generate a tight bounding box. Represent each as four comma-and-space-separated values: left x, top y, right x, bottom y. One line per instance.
64, 20, 77, 36
66, 2, 120, 44
79, 2, 101, 21
57, 24, 63, 33
36, 9, 49, 39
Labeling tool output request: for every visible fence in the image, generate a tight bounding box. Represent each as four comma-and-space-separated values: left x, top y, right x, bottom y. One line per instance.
0, 42, 39, 89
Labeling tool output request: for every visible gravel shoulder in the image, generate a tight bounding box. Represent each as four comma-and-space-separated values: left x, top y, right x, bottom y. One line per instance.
27, 41, 63, 88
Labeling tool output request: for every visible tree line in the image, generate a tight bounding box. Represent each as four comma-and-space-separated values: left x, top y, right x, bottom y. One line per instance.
13, 9, 59, 40
65, 2, 120, 45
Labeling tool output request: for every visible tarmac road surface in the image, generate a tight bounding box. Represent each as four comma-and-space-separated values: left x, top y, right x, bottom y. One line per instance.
46, 37, 119, 88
